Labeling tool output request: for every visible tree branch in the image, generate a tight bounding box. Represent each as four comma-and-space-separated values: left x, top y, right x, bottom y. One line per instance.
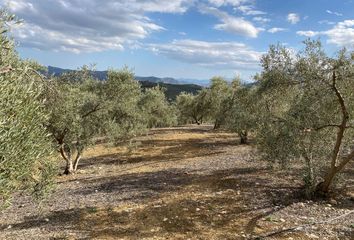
330, 70, 348, 169
0, 66, 12, 74
81, 104, 101, 118
59, 144, 69, 162
313, 124, 354, 131
337, 148, 354, 173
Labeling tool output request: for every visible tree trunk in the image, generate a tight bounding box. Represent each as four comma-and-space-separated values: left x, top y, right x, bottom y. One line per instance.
73, 152, 82, 171
316, 70, 351, 194
318, 169, 337, 194
59, 143, 74, 175
193, 116, 200, 125
64, 158, 74, 175
239, 131, 248, 144
213, 120, 220, 129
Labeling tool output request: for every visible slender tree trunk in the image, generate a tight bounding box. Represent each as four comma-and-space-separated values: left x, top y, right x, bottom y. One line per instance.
239, 131, 248, 144
59, 143, 74, 175
316, 71, 351, 194
64, 159, 74, 175
72, 142, 83, 172
193, 116, 200, 125
213, 120, 220, 129
305, 157, 315, 187
73, 152, 82, 171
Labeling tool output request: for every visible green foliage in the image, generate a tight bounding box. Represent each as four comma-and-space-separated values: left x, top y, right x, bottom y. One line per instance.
207, 77, 232, 128
45, 67, 103, 158
0, 10, 55, 205
104, 68, 146, 143
139, 81, 202, 101
139, 86, 177, 128
45, 66, 148, 174
176, 92, 208, 125
256, 40, 354, 194
176, 77, 233, 126
225, 77, 257, 144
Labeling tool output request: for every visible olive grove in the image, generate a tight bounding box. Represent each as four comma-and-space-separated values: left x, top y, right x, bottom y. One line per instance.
2, 4, 353, 207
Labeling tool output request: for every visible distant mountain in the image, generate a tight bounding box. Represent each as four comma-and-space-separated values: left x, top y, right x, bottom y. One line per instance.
139, 81, 202, 101
135, 76, 180, 85
46, 66, 203, 100
46, 66, 207, 86
176, 78, 210, 87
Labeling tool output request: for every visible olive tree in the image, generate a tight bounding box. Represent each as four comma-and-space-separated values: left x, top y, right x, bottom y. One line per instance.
46, 67, 146, 174
139, 86, 177, 128
0, 10, 55, 204
225, 78, 257, 144
104, 68, 146, 143
45, 68, 104, 174
207, 77, 232, 129
176, 91, 210, 125
256, 40, 354, 195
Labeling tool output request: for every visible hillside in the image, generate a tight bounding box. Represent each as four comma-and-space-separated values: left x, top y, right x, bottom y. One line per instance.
46, 66, 203, 100
140, 81, 202, 101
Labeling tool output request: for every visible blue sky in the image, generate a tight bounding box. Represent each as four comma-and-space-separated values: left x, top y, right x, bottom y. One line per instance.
2, 0, 354, 82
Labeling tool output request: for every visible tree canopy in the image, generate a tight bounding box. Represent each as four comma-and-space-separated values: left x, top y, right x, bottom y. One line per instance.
0, 10, 56, 205
255, 40, 354, 194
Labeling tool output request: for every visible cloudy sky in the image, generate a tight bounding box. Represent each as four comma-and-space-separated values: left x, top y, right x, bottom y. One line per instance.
1, 0, 354, 81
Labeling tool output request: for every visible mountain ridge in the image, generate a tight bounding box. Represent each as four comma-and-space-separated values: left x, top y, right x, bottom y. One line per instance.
46, 66, 203, 100
46, 66, 208, 86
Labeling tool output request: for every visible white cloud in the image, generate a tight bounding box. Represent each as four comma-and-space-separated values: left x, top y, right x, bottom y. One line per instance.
318, 20, 335, 25
148, 39, 263, 70
237, 5, 266, 15
296, 31, 320, 37
324, 20, 354, 47
208, 0, 251, 7
4, 0, 193, 53
336, 20, 354, 27
296, 20, 354, 48
287, 13, 300, 24
199, 5, 261, 38
326, 10, 343, 16
253, 16, 270, 24
268, 27, 287, 33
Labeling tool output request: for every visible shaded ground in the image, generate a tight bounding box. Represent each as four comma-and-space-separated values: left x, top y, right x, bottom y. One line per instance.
0, 125, 353, 240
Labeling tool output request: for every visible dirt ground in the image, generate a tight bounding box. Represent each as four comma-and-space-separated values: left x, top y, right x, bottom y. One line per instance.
0, 125, 353, 240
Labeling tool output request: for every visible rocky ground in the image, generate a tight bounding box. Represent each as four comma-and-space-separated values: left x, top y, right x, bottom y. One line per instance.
0, 125, 353, 239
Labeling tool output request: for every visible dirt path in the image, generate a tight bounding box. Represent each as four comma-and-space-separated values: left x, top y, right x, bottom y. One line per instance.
0, 126, 353, 239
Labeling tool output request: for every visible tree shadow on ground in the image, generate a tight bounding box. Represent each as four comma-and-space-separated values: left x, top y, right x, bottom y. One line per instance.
79, 133, 238, 169
0, 165, 304, 239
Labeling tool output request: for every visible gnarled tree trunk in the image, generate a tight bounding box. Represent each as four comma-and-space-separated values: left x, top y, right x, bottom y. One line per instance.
316, 71, 353, 194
